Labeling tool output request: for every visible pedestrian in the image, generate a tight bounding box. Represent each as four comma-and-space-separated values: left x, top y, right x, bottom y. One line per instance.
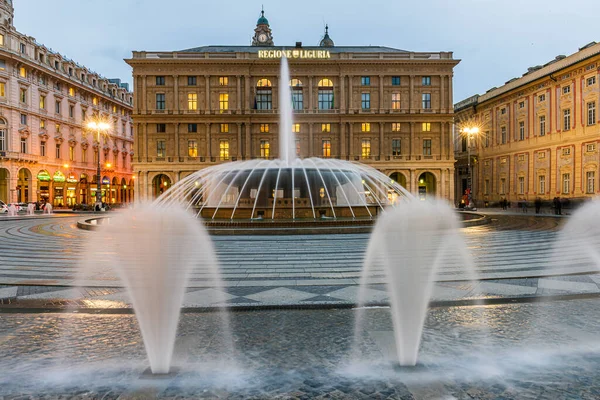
557, 197, 562, 215
535, 197, 542, 214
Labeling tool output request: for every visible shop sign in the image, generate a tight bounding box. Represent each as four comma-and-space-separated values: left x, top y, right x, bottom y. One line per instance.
53, 171, 66, 183
102, 177, 110, 185
37, 171, 51, 181
67, 175, 78, 183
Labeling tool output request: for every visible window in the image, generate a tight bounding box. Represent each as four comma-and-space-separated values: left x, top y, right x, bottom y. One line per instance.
0, 129, 4, 151
188, 93, 198, 110
422, 122, 431, 132
20, 88, 27, 103
539, 175, 546, 194
260, 123, 269, 133
156, 76, 165, 85
156, 123, 166, 133
295, 140, 301, 156
156, 93, 165, 110
501, 108, 506, 115
519, 121, 525, 140
317, 79, 334, 110
518, 101, 525, 109
0, 34, 3, 46
69, 87, 75, 97
188, 140, 198, 157
292, 124, 300, 133
587, 143, 596, 152
40, 120, 45, 129
587, 171, 596, 194
485, 131, 489, 147
484, 179, 490, 195
361, 93, 370, 109
156, 140, 166, 157
563, 109, 571, 130
219, 93, 229, 112
538, 152, 546, 159
422, 76, 431, 86
562, 85, 570, 94
20, 114, 27, 125
69, 146, 74, 161
391, 76, 400, 86
21, 138, 27, 153
260, 140, 270, 159
291, 84, 303, 110
322, 140, 331, 157
422, 93, 431, 109
423, 139, 432, 155
538, 94, 546, 102
82, 148, 86, 162
518, 176, 525, 195
19, 67, 26, 78
188, 123, 197, 133
392, 122, 401, 132
256, 79, 272, 110
55, 143, 61, 158
40, 141, 46, 157
562, 173, 570, 194
562, 147, 571, 156
361, 139, 371, 158
93, 97, 98, 106
69, 105, 74, 118
500, 178, 506, 195
0, 82, 4, 97
219, 140, 229, 160
392, 93, 401, 109
321, 123, 330, 133
220, 123, 229, 133
539, 115, 546, 136
501, 126, 507, 144
361, 123, 370, 132
587, 76, 596, 86
94, 150, 98, 164
587, 102, 596, 125
361, 76, 370, 86
219, 77, 228, 86
39, 95, 46, 109
187, 76, 197, 86
392, 139, 401, 156
55, 100, 61, 114
55, 124, 61, 134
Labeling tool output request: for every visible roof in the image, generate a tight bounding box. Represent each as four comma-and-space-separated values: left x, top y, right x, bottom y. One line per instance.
179, 45, 409, 53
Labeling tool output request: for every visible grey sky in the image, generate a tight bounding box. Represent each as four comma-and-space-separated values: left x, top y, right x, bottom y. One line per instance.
16, 0, 600, 102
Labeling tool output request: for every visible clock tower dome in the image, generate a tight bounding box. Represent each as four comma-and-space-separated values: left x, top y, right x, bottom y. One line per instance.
251, 8, 274, 46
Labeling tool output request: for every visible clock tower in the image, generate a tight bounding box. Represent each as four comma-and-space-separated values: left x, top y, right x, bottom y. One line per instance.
251, 8, 274, 46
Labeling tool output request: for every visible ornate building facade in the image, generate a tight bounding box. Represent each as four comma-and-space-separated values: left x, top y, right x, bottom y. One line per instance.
0, 0, 134, 207
454, 42, 600, 206
127, 11, 459, 202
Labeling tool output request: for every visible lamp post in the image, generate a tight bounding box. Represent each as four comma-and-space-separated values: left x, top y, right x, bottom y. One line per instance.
86, 120, 110, 210
461, 127, 479, 207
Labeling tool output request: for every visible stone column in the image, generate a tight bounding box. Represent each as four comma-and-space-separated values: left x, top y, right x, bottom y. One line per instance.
308, 123, 314, 156
308, 76, 313, 112
448, 75, 453, 113
236, 75, 241, 112
205, 123, 211, 159
141, 75, 147, 113
340, 122, 346, 158
245, 123, 251, 159
440, 75, 445, 113
173, 75, 179, 113
440, 122, 446, 160
340, 74, 346, 112
379, 74, 384, 112
175, 123, 180, 161
245, 75, 251, 111
236, 123, 242, 158
205, 75, 210, 113
348, 75, 353, 111
143, 123, 148, 162
410, 169, 415, 194
409, 122, 415, 160
379, 121, 384, 159
348, 122, 354, 158
144, 171, 149, 201
409, 75, 415, 113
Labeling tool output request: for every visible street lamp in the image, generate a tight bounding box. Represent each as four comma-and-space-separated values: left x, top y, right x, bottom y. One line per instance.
461, 126, 479, 207
86, 119, 110, 210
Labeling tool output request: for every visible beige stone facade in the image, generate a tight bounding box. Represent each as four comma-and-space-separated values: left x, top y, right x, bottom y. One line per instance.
454, 42, 600, 207
0, 0, 134, 207
126, 14, 459, 203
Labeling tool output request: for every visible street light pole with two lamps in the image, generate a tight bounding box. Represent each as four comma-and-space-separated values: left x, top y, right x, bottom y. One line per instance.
86, 119, 111, 211
460, 126, 479, 208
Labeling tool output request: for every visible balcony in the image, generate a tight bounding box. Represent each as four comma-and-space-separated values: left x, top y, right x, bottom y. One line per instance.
0, 151, 40, 163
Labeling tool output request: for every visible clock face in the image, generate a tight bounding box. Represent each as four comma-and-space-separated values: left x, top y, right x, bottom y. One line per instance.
258, 33, 267, 43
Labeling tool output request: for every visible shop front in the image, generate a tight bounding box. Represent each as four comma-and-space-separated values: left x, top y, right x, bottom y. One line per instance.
37, 170, 51, 203
52, 171, 66, 207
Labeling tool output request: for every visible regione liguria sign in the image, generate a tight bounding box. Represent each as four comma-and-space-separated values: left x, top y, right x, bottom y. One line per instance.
258, 50, 331, 59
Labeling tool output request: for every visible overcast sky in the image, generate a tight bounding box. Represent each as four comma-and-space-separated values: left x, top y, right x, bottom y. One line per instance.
16, 0, 600, 102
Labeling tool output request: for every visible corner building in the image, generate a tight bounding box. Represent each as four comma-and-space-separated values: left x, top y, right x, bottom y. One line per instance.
127, 11, 459, 202
454, 42, 600, 206
0, 0, 134, 206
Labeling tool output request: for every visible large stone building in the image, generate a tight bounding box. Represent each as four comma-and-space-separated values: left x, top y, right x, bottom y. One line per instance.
454, 41, 600, 207
0, 0, 134, 207
126, 10, 459, 202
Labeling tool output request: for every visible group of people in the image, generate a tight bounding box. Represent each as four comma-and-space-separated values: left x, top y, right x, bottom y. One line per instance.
498, 197, 565, 215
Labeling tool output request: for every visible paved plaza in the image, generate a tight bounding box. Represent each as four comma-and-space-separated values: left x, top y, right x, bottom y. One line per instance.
0, 213, 599, 309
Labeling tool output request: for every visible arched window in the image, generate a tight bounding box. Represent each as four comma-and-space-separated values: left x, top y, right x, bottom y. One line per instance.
290, 79, 303, 110
318, 78, 334, 110
255, 78, 272, 109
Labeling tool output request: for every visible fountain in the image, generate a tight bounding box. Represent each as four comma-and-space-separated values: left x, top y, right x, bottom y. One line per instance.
81, 203, 226, 374
7, 204, 17, 216
27, 203, 35, 215
156, 55, 411, 220
356, 200, 475, 366
43, 203, 53, 214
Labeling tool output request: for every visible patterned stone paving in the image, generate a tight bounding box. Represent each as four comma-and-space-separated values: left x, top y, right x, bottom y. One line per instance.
0, 213, 599, 308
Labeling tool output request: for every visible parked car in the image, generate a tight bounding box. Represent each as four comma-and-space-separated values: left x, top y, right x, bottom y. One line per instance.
0, 200, 7, 213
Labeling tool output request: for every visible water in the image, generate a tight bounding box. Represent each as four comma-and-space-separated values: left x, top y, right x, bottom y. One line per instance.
43, 203, 53, 214
80, 203, 229, 374
27, 203, 35, 215
279, 54, 295, 165
355, 200, 477, 366
7, 204, 17, 216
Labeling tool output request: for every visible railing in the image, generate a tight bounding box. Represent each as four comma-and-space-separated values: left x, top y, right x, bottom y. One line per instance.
0, 151, 41, 163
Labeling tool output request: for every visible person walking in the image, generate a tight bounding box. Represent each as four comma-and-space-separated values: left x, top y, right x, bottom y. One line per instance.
535, 197, 542, 214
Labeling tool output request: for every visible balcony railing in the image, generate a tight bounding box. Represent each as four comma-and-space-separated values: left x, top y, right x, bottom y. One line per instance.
0, 151, 40, 163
